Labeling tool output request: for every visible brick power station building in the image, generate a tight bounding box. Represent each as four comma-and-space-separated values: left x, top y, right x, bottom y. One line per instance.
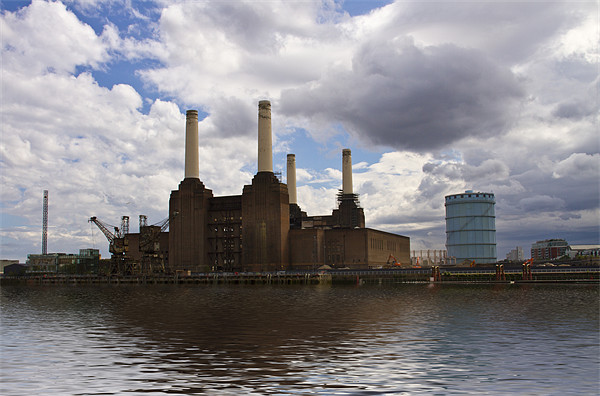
168, 101, 410, 273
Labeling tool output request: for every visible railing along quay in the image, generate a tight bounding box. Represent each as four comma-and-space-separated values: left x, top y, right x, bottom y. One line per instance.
332, 266, 600, 284
0, 272, 331, 285
1, 266, 598, 285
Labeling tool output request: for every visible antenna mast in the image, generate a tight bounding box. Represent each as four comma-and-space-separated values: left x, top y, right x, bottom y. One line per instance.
42, 190, 48, 254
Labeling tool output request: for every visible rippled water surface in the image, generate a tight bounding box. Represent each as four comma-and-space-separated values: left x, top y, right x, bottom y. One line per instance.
1, 283, 598, 395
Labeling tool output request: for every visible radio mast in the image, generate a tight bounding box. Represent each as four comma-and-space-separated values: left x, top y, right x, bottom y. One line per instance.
42, 190, 48, 255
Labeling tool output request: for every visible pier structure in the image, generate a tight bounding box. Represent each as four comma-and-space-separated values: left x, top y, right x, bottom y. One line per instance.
4, 266, 597, 286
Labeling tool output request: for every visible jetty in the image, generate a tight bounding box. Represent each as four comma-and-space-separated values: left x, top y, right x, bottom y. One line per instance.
2, 266, 598, 286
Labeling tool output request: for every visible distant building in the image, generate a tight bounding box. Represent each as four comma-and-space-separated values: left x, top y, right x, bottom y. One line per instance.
506, 246, 524, 262
27, 253, 67, 273
411, 249, 448, 267
26, 249, 100, 274
566, 245, 600, 258
75, 249, 100, 274
531, 239, 568, 260
445, 190, 497, 264
1, 259, 19, 274
4, 263, 26, 275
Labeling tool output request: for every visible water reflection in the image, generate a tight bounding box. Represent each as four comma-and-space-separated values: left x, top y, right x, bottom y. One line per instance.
1, 284, 598, 395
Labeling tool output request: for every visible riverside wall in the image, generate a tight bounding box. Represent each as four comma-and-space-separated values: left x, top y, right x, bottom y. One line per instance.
2, 267, 598, 286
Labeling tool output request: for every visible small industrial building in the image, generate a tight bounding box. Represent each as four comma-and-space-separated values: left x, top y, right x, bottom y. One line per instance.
3, 263, 26, 275
26, 249, 100, 274
168, 100, 410, 273
0, 259, 19, 274
566, 245, 600, 258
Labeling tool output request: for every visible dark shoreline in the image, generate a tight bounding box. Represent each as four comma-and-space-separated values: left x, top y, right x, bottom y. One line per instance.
2, 266, 598, 286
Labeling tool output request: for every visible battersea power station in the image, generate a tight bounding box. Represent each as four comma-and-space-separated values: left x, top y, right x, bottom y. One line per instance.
167, 100, 410, 273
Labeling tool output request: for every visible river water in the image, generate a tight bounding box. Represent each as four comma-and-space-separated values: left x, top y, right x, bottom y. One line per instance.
1, 283, 598, 395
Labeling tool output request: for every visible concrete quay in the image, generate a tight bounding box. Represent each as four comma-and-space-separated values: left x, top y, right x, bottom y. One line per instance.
2, 266, 598, 286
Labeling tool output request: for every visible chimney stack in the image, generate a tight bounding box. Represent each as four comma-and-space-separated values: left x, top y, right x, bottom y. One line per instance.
342, 149, 353, 195
257, 100, 272, 173
184, 110, 199, 179
287, 154, 297, 205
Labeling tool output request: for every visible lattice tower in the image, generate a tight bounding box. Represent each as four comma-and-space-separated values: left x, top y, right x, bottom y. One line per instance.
42, 190, 48, 255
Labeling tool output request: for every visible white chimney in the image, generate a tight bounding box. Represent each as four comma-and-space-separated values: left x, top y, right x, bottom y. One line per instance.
184, 110, 199, 179
342, 148, 353, 194
257, 100, 273, 173
287, 154, 297, 204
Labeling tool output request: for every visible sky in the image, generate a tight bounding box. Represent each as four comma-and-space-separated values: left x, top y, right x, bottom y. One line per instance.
0, 0, 598, 263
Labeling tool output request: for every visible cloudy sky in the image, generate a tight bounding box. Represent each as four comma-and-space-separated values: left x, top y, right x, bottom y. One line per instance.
1, 0, 598, 263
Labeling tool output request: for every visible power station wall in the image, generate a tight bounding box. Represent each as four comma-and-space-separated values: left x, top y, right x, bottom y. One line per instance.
445, 192, 496, 264
166, 179, 410, 272
169, 178, 213, 272
242, 172, 290, 271
290, 228, 410, 269
364, 229, 410, 268
323, 229, 369, 268
207, 195, 242, 271
166, 173, 410, 272
323, 229, 410, 268
301, 215, 335, 229
289, 228, 325, 270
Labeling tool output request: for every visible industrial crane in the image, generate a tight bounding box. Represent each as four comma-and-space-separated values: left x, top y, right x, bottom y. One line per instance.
89, 216, 128, 255
89, 216, 132, 275
138, 212, 177, 273
139, 216, 171, 253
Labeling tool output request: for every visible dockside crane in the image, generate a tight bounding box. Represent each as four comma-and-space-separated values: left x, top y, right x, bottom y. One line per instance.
89, 216, 125, 254
139, 212, 178, 274
139, 216, 170, 252
89, 216, 133, 275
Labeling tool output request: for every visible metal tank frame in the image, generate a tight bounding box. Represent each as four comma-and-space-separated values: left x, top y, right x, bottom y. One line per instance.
445, 190, 497, 264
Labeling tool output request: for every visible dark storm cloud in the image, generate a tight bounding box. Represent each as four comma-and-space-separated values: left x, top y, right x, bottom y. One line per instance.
202, 97, 255, 138
552, 99, 596, 120
280, 38, 524, 152
517, 171, 599, 214
416, 176, 449, 201
518, 195, 566, 212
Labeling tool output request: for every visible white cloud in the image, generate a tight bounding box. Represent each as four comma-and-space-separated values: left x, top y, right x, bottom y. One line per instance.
1, 0, 113, 74
135, 0, 352, 105
0, 0, 598, 262
295, 168, 314, 183
552, 153, 600, 180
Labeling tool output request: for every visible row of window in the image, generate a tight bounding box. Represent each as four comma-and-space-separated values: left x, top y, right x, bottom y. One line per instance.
446, 193, 494, 200
531, 247, 567, 259
370, 238, 384, 250
212, 226, 241, 233
369, 238, 398, 251
211, 216, 242, 222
